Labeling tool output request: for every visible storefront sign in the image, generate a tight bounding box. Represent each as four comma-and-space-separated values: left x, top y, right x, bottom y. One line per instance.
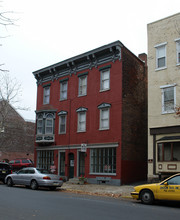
81, 143, 87, 152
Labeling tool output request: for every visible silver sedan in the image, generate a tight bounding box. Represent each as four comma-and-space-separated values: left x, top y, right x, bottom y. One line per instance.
5, 167, 63, 190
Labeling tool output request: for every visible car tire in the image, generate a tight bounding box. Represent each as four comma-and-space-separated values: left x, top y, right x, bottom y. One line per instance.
140, 190, 154, 205
7, 177, 13, 187
30, 180, 38, 190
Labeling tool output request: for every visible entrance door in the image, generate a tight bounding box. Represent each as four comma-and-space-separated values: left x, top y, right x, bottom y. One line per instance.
59, 152, 65, 176
79, 152, 85, 176
69, 153, 74, 179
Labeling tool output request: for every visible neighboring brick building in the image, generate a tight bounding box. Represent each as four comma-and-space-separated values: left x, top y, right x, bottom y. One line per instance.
148, 13, 180, 181
33, 41, 147, 185
0, 100, 34, 161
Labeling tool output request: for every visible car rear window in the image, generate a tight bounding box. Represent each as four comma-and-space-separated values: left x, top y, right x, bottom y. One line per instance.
37, 169, 51, 174
22, 160, 30, 163
0, 164, 10, 169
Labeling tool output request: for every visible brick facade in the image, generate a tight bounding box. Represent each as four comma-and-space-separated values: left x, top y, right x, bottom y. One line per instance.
33, 41, 147, 185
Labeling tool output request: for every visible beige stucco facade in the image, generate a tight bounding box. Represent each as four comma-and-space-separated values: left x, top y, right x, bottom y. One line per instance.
148, 13, 180, 181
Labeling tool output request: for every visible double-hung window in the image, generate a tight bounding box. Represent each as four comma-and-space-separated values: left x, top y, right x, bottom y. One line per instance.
60, 79, 68, 100
37, 115, 43, 134
43, 85, 50, 104
98, 103, 111, 130
155, 43, 167, 69
160, 84, 176, 114
100, 69, 110, 91
58, 111, 67, 134
45, 114, 53, 134
76, 107, 87, 132
175, 39, 180, 65
78, 73, 88, 96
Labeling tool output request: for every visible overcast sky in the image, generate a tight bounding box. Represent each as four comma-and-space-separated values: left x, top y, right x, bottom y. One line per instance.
1, 0, 179, 121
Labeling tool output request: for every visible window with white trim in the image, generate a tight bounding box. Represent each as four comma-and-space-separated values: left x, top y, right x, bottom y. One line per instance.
43, 86, 50, 104
161, 84, 176, 114
155, 43, 166, 69
79, 75, 87, 96
98, 103, 111, 130
37, 114, 43, 134
176, 39, 180, 64
90, 148, 116, 174
60, 81, 68, 100
100, 69, 110, 91
78, 112, 86, 132
59, 114, 67, 134
45, 114, 53, 134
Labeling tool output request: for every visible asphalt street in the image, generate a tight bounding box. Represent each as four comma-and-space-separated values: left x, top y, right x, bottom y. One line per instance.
0, 184, 180, 220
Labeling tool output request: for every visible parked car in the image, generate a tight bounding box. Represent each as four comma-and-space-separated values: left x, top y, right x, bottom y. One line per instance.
5, 167, 63, 190
0, 162, 12, 183
9, 159, 33, 171
131, 173, 180, 204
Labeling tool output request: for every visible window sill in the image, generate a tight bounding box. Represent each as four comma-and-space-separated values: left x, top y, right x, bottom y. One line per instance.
155, 66, 167, 71
100, 88, 110, 93
89, 173, 116, 176
99, 128, 109, 131
162, 111, 175, 115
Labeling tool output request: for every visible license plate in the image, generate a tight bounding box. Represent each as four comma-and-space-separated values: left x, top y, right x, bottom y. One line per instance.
53, 182, 59, 186
2, 171, 6, 174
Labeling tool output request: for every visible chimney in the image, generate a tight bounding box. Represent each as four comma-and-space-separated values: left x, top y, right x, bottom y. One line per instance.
138, 53, 147, 66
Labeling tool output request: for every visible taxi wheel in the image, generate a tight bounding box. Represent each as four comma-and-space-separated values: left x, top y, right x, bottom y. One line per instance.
30, 180, 38, 190
140, 190, 154, 205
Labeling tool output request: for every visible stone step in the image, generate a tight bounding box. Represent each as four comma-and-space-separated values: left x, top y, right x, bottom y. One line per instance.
68, 178, 79, 184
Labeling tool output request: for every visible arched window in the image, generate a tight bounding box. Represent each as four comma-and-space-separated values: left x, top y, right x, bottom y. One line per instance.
45, 114, 53, 134
37, 114, 43, 134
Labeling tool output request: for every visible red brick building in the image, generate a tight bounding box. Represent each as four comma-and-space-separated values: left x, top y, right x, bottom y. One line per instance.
33, 41, 147, 185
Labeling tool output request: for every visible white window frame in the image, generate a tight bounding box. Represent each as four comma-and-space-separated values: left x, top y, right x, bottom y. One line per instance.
175, 38, 180, 65
155, 42, 167, 70
37, 118, 43, 134
78, 75, 87, 96
43, 86, 50, 104
99, 108, 110, 130
59, 115, 67, 134
100, 69, 110, 91
160, 84, 176, 114
60, 81, 68, 101
77, 111, 86, 132
45, 114, 53, 134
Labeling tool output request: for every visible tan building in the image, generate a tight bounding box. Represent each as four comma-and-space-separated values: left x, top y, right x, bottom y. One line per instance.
148, 13, 180, 181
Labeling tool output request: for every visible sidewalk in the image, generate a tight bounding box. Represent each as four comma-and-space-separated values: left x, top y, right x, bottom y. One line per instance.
60, 182, 134, 199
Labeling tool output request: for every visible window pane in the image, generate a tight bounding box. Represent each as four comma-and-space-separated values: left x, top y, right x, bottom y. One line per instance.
101, 70, 110, 90
90, 148, 116, 174
46, 118, 53, 134
78, 112, 86, 131
158, 57, 165, 68
79, 76, 87, 96
156, 45, 166, 68
164, 143, 171, 161
43, 87, 50, 104
164, 87, 174, 112
173, 142, 180, 161
60, 82, 67, 100
59, 115, 66, 134
100, 109, 109, 129
37, 119, 43, 134
158, 143, 163, 161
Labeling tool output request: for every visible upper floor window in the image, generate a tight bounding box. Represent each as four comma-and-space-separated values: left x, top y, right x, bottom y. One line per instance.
76, 107, 87, 132
175, 39, 180, 65
45, 114, 53, 134
98, 103, 111, 130
160, 84, 176, 114
155, 43, 167, 70
99, 65, 111, 91
60, 79, 68, 101
78, 73, 87, 96
58, 111, 67, 134
43, 85, 50, 104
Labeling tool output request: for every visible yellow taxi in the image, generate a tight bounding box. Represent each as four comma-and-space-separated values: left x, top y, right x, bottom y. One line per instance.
131, 173, 180, 204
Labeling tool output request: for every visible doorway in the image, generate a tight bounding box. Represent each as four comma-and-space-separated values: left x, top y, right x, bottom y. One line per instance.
69, 153, 74, 179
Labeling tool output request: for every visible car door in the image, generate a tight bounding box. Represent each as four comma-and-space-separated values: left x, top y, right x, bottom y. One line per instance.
13, 169, 26, 185
156, 175, 180, 201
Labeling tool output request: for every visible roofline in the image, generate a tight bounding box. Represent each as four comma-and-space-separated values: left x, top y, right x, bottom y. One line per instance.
147, 12, 180, 26
33, 40, 124, 76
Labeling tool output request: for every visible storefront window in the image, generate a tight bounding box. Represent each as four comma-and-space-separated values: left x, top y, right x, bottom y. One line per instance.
37, 150, 54, 170
90, 148, 116, 174
158, 142, 180, 161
